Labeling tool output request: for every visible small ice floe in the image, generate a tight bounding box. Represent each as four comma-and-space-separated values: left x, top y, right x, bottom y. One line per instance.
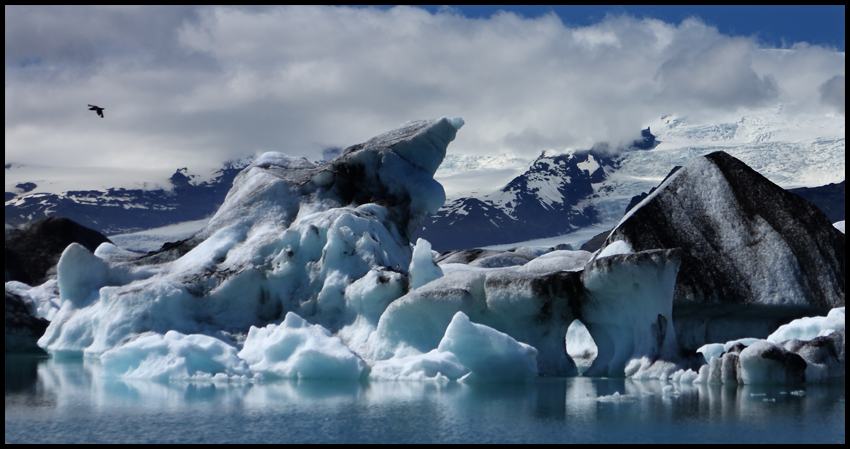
763, 398, 776, 403
750, 393, 767, 397
597, 392, 634, 403
790, 391, 806, 397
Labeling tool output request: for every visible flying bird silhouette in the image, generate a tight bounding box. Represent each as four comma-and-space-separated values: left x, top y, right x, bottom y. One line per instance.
88, 104, 105, 118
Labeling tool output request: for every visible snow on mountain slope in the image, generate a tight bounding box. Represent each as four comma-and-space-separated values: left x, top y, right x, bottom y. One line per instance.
5, 160, 252, 236
107, 218, 212, 253
6, 106, 843, 253
422, 106, 844, 252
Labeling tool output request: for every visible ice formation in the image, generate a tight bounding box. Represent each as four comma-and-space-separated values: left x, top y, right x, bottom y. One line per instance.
238, 312, 367, 380
437, 312, 538, 382
38, 118, 464, 373
100, 331, 251, 381
409, 238, 443, 290
696, 338, 760, 364
766, 307, 845, 344
672, 308, 845, 385
13, 120, 842, 386
370, 311, 538, 382
364, 248, 682, 378
565, 319, 597, 372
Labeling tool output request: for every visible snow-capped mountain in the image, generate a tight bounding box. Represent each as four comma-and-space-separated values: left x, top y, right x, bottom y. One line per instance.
5, 160, 252, 236
5, 106, 844, 251
417, 150, 617, 252
418, 107, 845, 252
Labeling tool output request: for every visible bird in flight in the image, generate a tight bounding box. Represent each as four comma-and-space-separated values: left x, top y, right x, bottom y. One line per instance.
88, 104, 105, 118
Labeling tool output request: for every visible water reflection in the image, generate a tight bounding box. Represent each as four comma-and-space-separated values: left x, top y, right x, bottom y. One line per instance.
5, 355, 845, 443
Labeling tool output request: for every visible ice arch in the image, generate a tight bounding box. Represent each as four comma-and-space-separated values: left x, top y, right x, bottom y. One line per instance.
365, 249, 683, 378
566, 319, 597, 374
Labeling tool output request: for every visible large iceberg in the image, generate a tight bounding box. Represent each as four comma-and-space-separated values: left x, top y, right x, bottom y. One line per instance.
364, 247, 682, 378
39, 118, 464, 365
599, 151, 845, 353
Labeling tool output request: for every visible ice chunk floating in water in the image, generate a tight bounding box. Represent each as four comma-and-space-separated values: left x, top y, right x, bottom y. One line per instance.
238, 312, 367, 380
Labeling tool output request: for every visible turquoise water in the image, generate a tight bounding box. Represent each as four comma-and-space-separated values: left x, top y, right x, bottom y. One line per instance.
5, 355, 845, 443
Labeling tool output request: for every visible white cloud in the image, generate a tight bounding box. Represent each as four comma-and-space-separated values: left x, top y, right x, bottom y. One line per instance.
820, 75, 845, 114
4, 6, 845, 190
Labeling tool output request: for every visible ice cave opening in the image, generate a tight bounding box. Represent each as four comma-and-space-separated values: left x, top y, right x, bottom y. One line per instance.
566, 319, 598, 375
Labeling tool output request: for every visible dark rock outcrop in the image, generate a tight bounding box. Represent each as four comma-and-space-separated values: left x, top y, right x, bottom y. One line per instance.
600, 151, 845, 351
579, 229, 612, 252
5, 288, 49, 353
782, 329, 845, 381
788, 181, 845, 223
5, 217, 112, 286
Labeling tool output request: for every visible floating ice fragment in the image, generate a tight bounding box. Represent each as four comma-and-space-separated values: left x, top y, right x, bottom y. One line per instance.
409, 238, 443, 290
238, 312, 367, 380
597, 392, 634, 403
669, 369, 699, 383
596, 240, 633, 258
369, 350, 469, 382
438, 312, 538, 383
696, 338, 760, 364
100, 331, 251, 381
767, 307, 844, 344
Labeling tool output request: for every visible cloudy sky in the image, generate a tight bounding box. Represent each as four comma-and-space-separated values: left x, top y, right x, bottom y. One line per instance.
4, 5, 845, 190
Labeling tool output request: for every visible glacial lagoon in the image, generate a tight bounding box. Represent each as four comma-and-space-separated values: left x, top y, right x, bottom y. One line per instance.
5, 355, 844, 444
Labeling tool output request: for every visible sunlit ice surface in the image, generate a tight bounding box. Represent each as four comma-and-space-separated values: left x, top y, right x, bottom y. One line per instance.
5, 355, 844, 444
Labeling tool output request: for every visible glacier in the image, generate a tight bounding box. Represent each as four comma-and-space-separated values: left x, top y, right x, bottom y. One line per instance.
6, 116, 844, 386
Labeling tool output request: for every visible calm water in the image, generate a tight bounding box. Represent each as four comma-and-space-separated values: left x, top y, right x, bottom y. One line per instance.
5, 355, 845, 444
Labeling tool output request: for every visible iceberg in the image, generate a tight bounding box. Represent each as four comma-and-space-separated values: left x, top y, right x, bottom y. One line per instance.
364, 248, 682, 378
673, 308, 845, 385
38, 117, 464, 359
600, 151, 845, 352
